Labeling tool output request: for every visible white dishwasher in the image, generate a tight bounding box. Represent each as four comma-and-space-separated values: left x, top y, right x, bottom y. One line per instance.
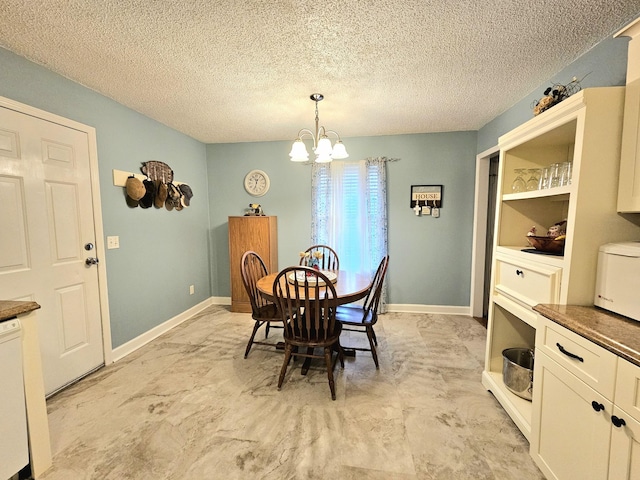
0, 318, 29, 480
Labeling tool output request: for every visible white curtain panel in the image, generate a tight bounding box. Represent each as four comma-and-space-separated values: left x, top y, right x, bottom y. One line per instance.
311, 157, 391, 311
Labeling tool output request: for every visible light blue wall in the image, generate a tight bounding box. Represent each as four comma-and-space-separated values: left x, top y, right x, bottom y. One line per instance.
208, 131, 478, 306
477, 36, 630, 152
0, 47, 211, 348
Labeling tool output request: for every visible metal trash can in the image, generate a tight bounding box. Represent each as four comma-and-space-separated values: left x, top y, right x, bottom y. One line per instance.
502, 348, 534, 401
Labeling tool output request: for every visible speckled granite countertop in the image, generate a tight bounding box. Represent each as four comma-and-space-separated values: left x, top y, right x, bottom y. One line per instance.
534, 304, 640, 367
0, 300, 41, 322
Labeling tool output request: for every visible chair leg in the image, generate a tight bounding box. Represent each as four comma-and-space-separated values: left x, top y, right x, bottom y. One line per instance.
265, 322, 270, 338
366, 326, 379, 369
336, 340, 345, 368
301, 347, 314, 375
371, 327, 378, 346
278, 343, 293, 390
244, 320, 263, 358
324, 346, 336, 400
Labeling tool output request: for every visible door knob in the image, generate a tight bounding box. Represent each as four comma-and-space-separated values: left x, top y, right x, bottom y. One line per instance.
85, 257, 99, 266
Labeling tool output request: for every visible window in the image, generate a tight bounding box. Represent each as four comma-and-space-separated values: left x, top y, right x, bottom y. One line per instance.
311, 158, 388, 278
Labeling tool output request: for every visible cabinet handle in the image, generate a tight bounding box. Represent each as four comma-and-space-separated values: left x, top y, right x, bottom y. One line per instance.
556, 343, 584, 362
515, 269, 524, 276
591, 401, 605, 412
611, 415, 627, 428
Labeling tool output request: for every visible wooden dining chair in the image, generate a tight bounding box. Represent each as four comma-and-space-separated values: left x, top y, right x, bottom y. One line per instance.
336, 255, 389, 369
299, 244, 340, 271
240, 251, 283, 358
273, 266, 345, 400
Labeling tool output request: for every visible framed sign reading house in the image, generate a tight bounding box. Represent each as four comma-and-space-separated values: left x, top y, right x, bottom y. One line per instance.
410, 184, 442, 208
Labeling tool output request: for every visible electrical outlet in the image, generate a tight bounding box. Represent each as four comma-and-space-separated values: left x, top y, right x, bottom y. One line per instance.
107, 236, 120, 249
189, 285, 195, 295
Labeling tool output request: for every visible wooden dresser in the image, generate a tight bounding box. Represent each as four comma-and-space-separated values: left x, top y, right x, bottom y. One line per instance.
228, 216, 278, 313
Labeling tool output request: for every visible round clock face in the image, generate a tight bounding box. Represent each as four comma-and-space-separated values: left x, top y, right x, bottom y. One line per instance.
244, 169, 270, 197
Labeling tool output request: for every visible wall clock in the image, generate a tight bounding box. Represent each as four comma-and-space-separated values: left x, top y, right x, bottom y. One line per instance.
244, 169, 270, 197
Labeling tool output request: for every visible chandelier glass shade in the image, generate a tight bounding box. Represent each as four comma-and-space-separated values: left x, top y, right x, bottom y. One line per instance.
289, 93, 349, 163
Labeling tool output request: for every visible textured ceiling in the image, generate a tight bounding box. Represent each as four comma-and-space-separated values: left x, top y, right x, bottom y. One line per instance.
1, 1, 640, 144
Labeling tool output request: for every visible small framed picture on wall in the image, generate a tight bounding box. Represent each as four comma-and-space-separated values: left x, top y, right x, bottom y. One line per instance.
410, 184, 443, 209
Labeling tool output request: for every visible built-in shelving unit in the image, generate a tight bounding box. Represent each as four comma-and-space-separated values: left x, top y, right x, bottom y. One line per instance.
482, 87, 640, 440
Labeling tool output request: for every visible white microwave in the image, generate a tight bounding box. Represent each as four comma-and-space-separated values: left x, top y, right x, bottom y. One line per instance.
594, 242, 640, 321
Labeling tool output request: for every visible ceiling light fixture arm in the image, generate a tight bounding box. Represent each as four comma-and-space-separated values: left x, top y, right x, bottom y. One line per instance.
294, 128, 317, 149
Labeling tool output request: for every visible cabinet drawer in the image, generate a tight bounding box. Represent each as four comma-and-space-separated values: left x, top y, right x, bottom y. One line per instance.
615, 359, 640, 423
494, 256, 561, 308
536, 317, 618, 399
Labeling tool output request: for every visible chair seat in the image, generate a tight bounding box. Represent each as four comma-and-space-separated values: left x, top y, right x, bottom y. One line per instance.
254, 303, 281, 322
335, 305, 374, 326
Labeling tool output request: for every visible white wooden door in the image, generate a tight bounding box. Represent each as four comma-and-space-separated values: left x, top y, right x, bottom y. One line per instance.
0, 105, 104, 395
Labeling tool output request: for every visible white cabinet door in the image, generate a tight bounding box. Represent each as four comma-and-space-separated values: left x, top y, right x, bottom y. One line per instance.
617, 78, 640, 213
531, 351, 612, 480
608, 405, 640, 480
616, 17, 640, 213
609, 359, 640, 479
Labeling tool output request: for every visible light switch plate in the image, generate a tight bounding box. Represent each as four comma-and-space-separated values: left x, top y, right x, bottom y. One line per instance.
107, 236, 120, 249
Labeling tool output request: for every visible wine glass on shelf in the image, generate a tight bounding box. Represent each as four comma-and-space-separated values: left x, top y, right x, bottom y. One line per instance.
511, 169, 526, 193
526, 168, 540, 191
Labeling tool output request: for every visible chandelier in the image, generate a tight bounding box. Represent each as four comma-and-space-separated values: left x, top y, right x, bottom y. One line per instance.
289, 93, 349, 163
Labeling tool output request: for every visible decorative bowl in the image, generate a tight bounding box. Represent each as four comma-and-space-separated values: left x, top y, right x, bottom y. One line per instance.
526, 235, 565, 254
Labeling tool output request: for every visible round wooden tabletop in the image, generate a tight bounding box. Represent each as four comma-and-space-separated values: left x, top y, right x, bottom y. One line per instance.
256, 269, 371, 306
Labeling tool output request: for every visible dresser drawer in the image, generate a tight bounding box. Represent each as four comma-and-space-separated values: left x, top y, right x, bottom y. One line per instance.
615, 359, 640, 422
536, 316, 618, 399
494, 255, 561, 308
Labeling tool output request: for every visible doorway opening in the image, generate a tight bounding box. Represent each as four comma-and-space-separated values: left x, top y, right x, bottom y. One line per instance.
469, 146, 500, 326
482, 153, 500, 321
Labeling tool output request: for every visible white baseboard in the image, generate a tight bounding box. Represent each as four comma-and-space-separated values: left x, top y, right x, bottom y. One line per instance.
111, 297, 215, 362
386, 304, 471, 315
110, 298, 471, 362
210, 296, 231, 305
204, 297, 469, 315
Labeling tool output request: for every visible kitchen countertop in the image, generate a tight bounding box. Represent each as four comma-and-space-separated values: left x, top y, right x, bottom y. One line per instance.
534, 304, 640, 367
0, 300, 41, 322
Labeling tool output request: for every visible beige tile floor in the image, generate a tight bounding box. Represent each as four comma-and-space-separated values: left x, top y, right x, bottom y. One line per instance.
40, 305, 544, 480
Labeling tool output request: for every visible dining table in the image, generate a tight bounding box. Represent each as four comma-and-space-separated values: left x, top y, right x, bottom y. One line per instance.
256, 269, 371, 306
256, 268, 372, 368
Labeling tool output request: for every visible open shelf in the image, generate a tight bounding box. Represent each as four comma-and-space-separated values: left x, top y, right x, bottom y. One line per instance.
497, 195, 570, 248
503, 187, 570, 202
482, 371, 533, 440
